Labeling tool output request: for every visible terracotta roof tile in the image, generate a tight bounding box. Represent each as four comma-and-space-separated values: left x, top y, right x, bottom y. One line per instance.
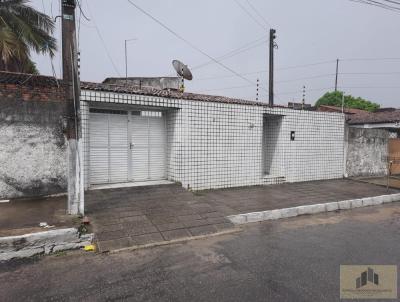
0, 71, 278, 107
348, 110, 400, 124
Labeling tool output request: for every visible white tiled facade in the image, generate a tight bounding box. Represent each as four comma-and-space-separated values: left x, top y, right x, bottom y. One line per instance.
81, 89, 345, 191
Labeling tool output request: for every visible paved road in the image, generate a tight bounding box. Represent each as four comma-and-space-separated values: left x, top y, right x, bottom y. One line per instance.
1, 204, 400, 301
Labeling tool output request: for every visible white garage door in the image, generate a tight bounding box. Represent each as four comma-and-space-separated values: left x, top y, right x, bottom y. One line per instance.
89, 109, 166, 185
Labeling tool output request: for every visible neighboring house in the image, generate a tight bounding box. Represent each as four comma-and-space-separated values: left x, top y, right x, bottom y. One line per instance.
347, 108, 400, 135
346, 108, 400, 177
320, 106, 400, 178
0, 71, 346, 200
317, 105, 368, 115
317, 105, 400, 136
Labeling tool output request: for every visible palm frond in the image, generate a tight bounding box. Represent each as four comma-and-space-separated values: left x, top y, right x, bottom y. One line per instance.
0, 0, 57, 72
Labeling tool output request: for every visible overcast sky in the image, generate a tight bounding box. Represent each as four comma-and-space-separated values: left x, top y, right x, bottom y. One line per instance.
31, 0, 400, 107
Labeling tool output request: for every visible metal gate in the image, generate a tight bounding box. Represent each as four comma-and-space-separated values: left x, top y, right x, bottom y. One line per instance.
89, 109, 166, 185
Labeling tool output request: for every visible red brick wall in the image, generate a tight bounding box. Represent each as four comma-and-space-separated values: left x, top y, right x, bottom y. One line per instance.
0, 83, 66, 102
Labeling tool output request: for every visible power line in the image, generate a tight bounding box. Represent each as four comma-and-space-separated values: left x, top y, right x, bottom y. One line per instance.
191, 36, 268, 70
276, 87, 334, 96
340, 85, 400, 89
197, 70, 265, 81
349, 0, 400, 11
341, 57, 400, 62
245, 0, 272, 27
276, 71, 400, 84
276, 73, 336, 84
340, 71, 400, 75
233, 0, 266, 30
196, 57, 400, 81
76, 0, 90, 21
193, 84, 256, 93
127, 0, 259, 88
86, 1, 121, 76
277, 60, 337, 71
197, 60, 336, 81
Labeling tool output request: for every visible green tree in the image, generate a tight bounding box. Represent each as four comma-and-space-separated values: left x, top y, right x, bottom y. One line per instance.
0, 0, 56, 74
315, 91, 380, 112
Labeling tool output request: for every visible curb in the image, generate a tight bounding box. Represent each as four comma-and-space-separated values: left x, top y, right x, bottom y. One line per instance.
107, 228, 241, 254
0, 228, 94, 261
227, 193, 400, 225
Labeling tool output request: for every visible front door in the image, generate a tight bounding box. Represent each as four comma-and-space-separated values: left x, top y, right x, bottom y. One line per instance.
130, 111, 167, 181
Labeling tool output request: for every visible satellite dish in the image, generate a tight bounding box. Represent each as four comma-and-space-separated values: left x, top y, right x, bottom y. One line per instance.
172, 60, 193, 81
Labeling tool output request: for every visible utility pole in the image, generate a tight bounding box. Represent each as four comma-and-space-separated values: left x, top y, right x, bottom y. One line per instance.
62, 0, 84, 215
341, 91, 345, 114
269, 29, 276, 107
335, 58, 339, 92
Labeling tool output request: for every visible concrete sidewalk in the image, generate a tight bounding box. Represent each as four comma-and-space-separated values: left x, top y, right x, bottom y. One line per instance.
86, 185, 235, 252
196, 179, 399, 216
86, 179, 399, 252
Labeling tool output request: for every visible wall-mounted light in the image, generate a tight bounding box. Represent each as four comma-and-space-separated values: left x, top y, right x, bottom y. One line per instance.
290, 131, 295, 141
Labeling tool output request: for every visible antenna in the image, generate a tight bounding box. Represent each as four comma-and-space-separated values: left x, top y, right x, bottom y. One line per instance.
256, 78, 259, 101
172, 60, 193, 92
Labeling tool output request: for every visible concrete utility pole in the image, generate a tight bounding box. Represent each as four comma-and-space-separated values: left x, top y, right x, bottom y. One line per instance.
269, 29, 276, 107
335, 58, 339, 92
62, 0, 84, 215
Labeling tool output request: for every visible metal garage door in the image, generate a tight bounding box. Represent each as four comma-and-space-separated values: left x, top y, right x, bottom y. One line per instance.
89, 109, 166, 185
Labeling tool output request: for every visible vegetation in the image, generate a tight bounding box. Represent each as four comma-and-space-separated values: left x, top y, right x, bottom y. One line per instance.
315, 91, 380, 112
0, 0, 56, 74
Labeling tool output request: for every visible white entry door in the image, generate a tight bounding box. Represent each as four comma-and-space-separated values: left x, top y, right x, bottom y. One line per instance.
130, 112, 167, 181
89, 109, 166, 185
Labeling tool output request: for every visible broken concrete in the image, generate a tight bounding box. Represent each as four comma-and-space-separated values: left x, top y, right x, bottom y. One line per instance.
0, 228, 93, 261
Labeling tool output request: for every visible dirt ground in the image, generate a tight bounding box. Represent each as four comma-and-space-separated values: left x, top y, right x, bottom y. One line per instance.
0, 195, 76, 236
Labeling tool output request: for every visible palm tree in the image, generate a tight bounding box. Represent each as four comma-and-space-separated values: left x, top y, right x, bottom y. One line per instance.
0, 0, 56, 74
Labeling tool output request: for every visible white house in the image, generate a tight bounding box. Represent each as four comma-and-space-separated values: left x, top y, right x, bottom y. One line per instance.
80, 82, 345, 191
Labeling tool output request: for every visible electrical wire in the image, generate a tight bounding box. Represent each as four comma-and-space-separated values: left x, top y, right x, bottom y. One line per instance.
86, 1, 122, 76
276, 87, 334, 96
339, 85, 400, 89
197, 60, 336, 81
126, 0, 260, 88
77, 0, 82, 49
193, 84, 255, 93
277, 60, 337, 71
233, 0, 266, 30
340, 71, 400, 75
349, 0, 400, 11
191, 36, 268, 71
341, 57, 400, 61
76, 0, 91, 21
276, 73, 336, 84
245, 0, 272, 27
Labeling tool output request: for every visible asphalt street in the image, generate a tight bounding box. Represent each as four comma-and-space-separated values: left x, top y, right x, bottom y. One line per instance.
1, 204, 400, 301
